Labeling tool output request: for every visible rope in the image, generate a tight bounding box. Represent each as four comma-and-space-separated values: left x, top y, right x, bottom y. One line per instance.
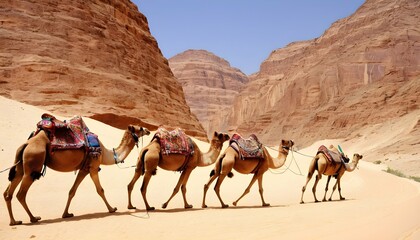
115, 134, 144, 170
265, 146, 303, 176
0, 160, 21, 174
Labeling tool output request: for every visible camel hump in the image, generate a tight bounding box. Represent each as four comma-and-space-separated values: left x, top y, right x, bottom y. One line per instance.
230, 133, 264, 160
153, 127, 194, 156
317, 145, 344, 164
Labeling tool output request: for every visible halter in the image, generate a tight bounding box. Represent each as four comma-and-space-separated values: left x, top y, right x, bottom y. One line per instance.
113, 127, 142, 164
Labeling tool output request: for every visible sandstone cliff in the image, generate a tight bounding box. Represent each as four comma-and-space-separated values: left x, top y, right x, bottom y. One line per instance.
226, 0, 420, 152
169, 50, 249, 138
0, 0, 206, 139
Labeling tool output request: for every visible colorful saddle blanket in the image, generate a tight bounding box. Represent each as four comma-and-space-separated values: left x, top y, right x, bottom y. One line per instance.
35, 113, 101, 158
153, 127, 194, 156
317, 145, 348, 164
230, 133, 264, 160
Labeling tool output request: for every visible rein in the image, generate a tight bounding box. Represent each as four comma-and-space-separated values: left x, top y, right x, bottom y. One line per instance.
266, 145, 303, 176
115, 129, 145, 169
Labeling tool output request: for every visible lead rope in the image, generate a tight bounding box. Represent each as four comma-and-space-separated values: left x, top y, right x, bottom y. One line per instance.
266, 146, 304, 176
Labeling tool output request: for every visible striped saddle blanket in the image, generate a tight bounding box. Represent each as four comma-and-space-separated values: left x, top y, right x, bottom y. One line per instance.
230, 133, 264, 160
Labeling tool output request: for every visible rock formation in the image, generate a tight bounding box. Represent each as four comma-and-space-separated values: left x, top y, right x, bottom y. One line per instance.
225, 0, 419, 149
169, 49, 249, 138
0, 0, 206, 140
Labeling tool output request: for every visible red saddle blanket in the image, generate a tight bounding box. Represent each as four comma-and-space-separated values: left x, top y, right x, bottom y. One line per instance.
230, 133, 264, 160
317, 145, 344, 164
153, 127, 194, 156
35, 113, 101, 157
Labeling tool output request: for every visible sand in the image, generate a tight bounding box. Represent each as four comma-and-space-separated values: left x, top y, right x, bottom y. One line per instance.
1, 95, 419, 240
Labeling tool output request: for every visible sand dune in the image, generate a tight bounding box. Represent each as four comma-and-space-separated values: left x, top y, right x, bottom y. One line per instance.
1, 96, 419, 240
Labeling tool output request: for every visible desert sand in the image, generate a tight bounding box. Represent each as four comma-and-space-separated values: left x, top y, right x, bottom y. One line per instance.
1, 96, 419, 240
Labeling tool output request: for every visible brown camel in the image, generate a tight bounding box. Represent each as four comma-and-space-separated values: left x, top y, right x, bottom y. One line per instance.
127, 130, 230, 210
3, 124, 150, 226
300, 145, 363, 204
202, 139, 294, 208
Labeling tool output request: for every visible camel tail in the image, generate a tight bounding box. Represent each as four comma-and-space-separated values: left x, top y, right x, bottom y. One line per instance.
8, 143, 27, 181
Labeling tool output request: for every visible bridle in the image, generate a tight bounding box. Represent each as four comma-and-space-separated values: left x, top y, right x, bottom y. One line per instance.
113, 127, 143, 164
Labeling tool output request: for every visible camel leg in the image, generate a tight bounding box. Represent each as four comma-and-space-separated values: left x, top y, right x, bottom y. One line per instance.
300, 171, 314, 204
312, 173, 322, 203
127, 170, 141, 209
233, 173, 259, 206
337, 177, 345, 200
140, 171, 155, 211
3, 166, 24, 226
89, 169, 117, 213
62, 169, 89, 218
180, 168, 194, 209
300, 157, 317, 204
257, 174, 270, 207
214, 173, 229, 208
202, 173, 218, 208
322, 175, 332, 202
16, 174, 42, 223
162, 169, 188, 209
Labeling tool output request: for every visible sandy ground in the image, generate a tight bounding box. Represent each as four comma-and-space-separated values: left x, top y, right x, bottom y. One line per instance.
1, 96, 419, 240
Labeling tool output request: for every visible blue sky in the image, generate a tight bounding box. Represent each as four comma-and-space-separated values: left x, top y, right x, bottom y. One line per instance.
133, 1, 365, 75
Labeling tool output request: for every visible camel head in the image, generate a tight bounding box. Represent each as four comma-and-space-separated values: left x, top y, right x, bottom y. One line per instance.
128, 125, 150, 144
280, 139, 294, 153
353, 153, 363, 162
211, 131, 230, 149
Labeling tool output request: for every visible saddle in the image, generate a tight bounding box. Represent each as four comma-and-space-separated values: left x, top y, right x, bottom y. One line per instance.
230, 133, 264, 160
153, 127, 194, 156
317, 145, 348, 164
34, 113, 101, 158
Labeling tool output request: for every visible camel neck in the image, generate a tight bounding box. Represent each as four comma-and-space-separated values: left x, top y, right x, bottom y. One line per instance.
267, 147, 289, 169
345, 159, 359, 172
101, 130, 136, 165
198, 141, 223, 167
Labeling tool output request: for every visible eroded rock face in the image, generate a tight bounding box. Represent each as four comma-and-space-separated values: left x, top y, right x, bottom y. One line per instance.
0, 0, 206, 140
226, 0, 420, 147
169, 49, 249, 138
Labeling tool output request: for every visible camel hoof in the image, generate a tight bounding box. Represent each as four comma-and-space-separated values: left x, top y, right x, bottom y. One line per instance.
322, 199, 327, 202
30, 216, 41, 223
232, 202, 237, 206
62, 213, 74, 218
147, 207, 155, 211
300, 201, 305, 204
162, 203, 168, 209
328, 198, 332, 201
340, 197, 346, 200
128, 205, 136, 210
109, 207, 117, 213
262, 203, 270, 207
185, 204, 193, 209
202, 204, 208, 208
222, 204, 229, 208
314, 200, 320, 203
9, 220, 23, 226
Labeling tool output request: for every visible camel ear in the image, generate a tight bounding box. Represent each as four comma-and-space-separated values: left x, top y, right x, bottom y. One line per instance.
214, 131, 218, 137
360, 155, 363, 159
128, 125, 134, 132
224, 134, 230, 141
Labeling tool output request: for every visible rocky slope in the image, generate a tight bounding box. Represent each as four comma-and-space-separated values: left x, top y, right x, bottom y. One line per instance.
224, 0, 420, 154
0, 0, 206, 139
169, 50, 249, 138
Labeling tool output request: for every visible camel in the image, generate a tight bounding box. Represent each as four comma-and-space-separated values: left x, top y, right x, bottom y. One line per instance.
202, 138, 294, 208
3, 122, 150, 226
127, 130, 230, 211
300, 145, 363, 204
